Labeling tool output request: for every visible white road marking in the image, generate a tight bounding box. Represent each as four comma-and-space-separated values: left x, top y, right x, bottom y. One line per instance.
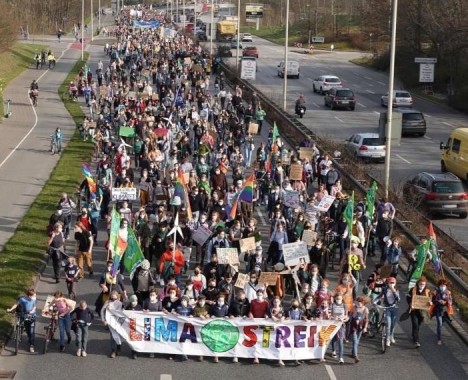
0, 46, 69, 169
424, 135, 432, 140
373, 111, 380, 115
425, 113, 433, 118
396, 154, 411, 164
335, 116, 344, 123
160, 375, 172, 380
308, 78, 314, 81
443, 122, 455, 128
357, 102, 366, 108
257, 209, 267, 226
312, 102, 319, 108
378, 81, 386, 85
325, 365, 337, 380
364, 76, 372, 80
366, 90, 375, 94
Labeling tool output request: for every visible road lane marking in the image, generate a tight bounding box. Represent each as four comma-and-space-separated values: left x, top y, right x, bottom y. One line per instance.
160, 375, 172, 380
396, 154, 412, 164
366, 90, 375, 94
364, 76, 372, 80
443, 122, 455, 128
257, 209, 267, 226
335, 116, 344, 123
0, 45, 69, 170
425, 113, 433, 118
378, 81, 386, 85
325, 365, 337, 380
373, 111, 380, 115
424, 135, 432, 140
357, 102, 366, 108
312, 102, 319, 108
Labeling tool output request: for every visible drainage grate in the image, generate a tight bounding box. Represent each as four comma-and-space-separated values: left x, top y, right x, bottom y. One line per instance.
0, 371, 16, 379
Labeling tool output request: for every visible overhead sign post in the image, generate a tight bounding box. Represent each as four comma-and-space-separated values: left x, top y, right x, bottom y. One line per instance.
415, 57, 436, 92
245, 4, 264, 19
240, 59, 256, 80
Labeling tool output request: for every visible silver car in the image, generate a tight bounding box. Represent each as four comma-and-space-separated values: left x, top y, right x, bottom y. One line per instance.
344, 133, 386, 162
381, 90, 413, 107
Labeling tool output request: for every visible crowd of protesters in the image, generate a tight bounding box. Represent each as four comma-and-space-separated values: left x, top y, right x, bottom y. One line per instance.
8, 4, 454, 363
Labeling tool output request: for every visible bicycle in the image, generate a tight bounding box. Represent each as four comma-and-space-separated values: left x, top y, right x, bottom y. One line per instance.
30, 90, 38, 107
43, 306, 58, 354
325, 231, 340, 270
367, 303, 395, 354
9, 311, 32, 355
50, 135, 57, 155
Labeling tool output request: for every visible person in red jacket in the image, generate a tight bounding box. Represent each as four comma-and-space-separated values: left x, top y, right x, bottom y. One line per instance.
248, 289, 269, 364
159, 240, 185, 286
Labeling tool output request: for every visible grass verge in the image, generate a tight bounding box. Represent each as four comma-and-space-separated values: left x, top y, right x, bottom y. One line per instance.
0, 52, 92, 347
0, 42, 47, 118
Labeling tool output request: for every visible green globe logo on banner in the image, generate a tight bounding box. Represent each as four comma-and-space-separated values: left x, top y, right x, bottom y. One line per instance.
200, 320, 240, 352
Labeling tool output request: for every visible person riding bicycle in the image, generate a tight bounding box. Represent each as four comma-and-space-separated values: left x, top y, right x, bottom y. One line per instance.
29, 80, 39, 99
6, 288, 37, 352
377, 277, 400, 347
366, 263, 385, 302
295, 94, 306, 113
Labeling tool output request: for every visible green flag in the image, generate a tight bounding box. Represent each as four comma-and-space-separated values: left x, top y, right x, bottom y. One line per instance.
84, 64, 89, 75
366, 181, 378, 220
123, 228, 145, 279
109, 208, 121, 253
271, 122, 279, 144
344, 191, 354, 238
408, 240, 430, 289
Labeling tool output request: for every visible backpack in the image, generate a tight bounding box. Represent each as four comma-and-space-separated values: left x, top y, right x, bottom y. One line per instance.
161, 261, 174, 281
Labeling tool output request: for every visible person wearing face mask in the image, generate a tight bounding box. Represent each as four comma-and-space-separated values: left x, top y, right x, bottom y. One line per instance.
350, 296, 369, 363
300, 264, 323, 294
202, 279, 220, 306
407, 276, 432, 348
229, 290, 251, 319
162, 286, 181, 313
131, 259, 156, 305
330, 294, 349, 364
386, 237, 402, 278
203, 253, 226, 284
175, 296, 193, 317
7, 288, 37, 353
248, 290, 269, 364
334, 273, 357, 314
96, 260, 127, 315
302, 292, 316, 321
101, 290, 123, 358
47, 206, 67, 236
340, 236, 366, 297
375, 209, 393, 264
160, 275, 180, 299
125, 294, 142, 311
315, 279, 331, 309
181, 279, 199, 306
309, 239, 329, 279
143, 289, 163, 312
210, 165, 228, 194
192, 295, 211, 362
209, 294, 229, 363
190, 266, 207, 293
159, 240, 186, 286
378, 277, 400, 347
244, 272, 262, 302
431, 279, 453, 345
218, 273, 235, 305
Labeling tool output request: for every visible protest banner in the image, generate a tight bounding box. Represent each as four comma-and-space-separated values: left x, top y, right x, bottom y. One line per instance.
111, 188, 137, 201
316, 195, 336, 212
192, 225, 213, 246
259, 272, 280, 286
411, 295, 431, 310
248, 122, 259, 134
282, 241, 310, 266
283, 191, 299, 209
239, 237, 256, 253
105, 310, 342, 360
299, 147, 315, 160
289, 164, 303, 180
216, 248, 240, 265
301, 230, 318, 246
235, 273, 249, 289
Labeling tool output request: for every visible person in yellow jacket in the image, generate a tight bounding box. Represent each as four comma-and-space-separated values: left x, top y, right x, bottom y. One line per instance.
48, 51, 56, 69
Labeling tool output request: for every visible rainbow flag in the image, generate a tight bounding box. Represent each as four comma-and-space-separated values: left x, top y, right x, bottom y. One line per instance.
82, 163, 96, 194
82, 163, 92, 178
174, 168, 193, 220
229, 173, 255, 219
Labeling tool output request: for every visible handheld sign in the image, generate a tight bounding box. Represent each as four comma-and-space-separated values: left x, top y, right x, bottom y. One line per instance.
111, 188, 137, 201
239, 237, 256, 253
301, 230, 317, 246
192, 225, 212, 246
235, 273, 249, 288
411, 295, 431, 310
316, 195, 336, 212
289, 164, 303, 181
283, 241, 309, 266
216, 248, 240, 265
259, 272, 280, 286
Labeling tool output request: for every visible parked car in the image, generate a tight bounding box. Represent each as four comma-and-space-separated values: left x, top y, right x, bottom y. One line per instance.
381, 90, 413, 107
242, 33, 253, 42
312, 75, 342, 94
277, 61, 300, 79
230, 39, 242, 49
403, 172, 468, 218
344, 133, 386, 162
324, 88, 356, 110
242, 46, 259, 58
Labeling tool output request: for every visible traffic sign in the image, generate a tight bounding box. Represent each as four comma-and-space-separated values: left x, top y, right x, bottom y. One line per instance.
414, 57, 437, 63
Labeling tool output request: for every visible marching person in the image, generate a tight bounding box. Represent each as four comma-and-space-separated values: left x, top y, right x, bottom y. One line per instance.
49, 291, 73, 352
101, 290, 124, 358
378, 277, 400, 347
6, 288, 37, 352
431, 279, 453, 345
47, 222, 66, 283
71, 300, 94, 357
407, 276, 432, 348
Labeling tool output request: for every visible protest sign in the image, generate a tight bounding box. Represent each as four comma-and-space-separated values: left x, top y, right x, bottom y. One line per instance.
301, 230, 318, 246
299, 147, 315, 160
289, 164, 303, 180
192, 225, 212, 246
282, 241, 309, 266
283, 191, 299, 209
111, 188, 137, 201
235, 273, 249, 288
259, 272, 280, 286
248, 122, 259, 134
216, 248, 240, 265
239, 237, 256, 252
316, 195, 336, 212
411, 295, 431, 310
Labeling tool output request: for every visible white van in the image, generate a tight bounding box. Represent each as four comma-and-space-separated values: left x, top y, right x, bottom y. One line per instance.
440, 128, 468, 182
277, 61, 300, 79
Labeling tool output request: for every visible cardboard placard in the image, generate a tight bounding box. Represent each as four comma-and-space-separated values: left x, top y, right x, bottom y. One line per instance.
216, 248, 240, 265
239, 237, 256, 253
259, 272, 280, 286
283, 190, 300, 209
283, 241, 310, 266
299, 147, 315, 160
290, 164, 303, 181
42, 295, 76, 318
235, 273, 249, 289
248, 122, 259, 134
301, 230, 318, 246
100, 86, 107, 96
192, 225, 213, 246
316, 195, 336, 212
379, 264, 393, 279
411, 295, 431, 310
192, 64, 203, 73
111, 188, 137, 201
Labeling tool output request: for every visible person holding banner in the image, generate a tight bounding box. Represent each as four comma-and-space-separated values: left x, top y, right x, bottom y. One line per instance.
330, 294, 349, 364
101, 290, 123, 358
406, 276, 432, 348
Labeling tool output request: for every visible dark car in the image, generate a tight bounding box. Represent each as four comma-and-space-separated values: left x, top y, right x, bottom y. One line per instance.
403, 172, 468, 218
324, 88, 356, 110
242, 46, 259, 58
393, 108, 426, 136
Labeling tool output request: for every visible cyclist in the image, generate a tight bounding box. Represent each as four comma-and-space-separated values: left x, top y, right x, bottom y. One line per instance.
30, 79, 39, 91
6, 288, 37, 352
366, 263, 385, 302
29, 80, 39, 104
377, 277, 400, 347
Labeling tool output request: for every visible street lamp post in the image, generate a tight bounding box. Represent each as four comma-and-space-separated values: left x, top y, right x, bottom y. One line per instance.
307, 3, 311, 46
210, 0, 214, 55
91, 0, 94, 41
98, 0, 101, 30
236, 0, 240, 74
282, 0, 289, 110
384, 0, 398, 198
81, 0, 84, 60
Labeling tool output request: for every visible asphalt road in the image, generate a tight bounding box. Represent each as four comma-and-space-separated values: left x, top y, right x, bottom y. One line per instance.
221, 37, 468, 250
0, 32, 467, 380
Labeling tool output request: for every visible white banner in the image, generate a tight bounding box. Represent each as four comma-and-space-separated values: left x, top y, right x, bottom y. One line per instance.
111, 187, 137, 201
282, 241, 310, 266
106, 310, 341, 360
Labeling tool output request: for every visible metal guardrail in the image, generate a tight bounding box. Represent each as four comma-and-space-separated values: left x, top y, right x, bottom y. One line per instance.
220, 62, 468, 296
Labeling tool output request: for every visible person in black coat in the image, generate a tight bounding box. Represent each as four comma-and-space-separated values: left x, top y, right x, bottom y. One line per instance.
229, 290, 250, 317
